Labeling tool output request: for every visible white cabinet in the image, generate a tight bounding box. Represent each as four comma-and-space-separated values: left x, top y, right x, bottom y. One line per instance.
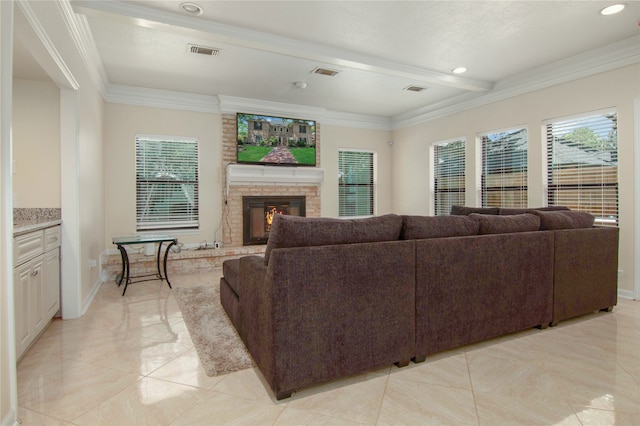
14, 225, 61, 359
44, 247, 61, 319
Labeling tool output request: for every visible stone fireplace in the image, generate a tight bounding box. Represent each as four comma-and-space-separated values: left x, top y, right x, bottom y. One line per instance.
243, 196, 306, 245
221, 114, 323, 247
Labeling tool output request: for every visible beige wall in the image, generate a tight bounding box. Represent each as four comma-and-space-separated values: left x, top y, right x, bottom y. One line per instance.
78, 83, 105, 303
320, 125, 393, 217
12, 79, 60, 208
391, 64, 640, 294
104, 104, 222, 247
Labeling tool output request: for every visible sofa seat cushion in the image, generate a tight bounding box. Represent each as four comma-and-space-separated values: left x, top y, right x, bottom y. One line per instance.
450, 205, 499, 216
401, 215, 479, 240
470, 213, 540, 234
532, 210, 595, 230
222, 258, 241, 296
264, 214, 403, 265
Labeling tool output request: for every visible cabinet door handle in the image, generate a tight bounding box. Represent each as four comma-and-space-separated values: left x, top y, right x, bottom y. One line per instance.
31, 270, 39, 276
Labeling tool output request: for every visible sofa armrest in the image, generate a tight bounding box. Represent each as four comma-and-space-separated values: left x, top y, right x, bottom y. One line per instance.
237, 255, 273, 376
552, 226, 619, 324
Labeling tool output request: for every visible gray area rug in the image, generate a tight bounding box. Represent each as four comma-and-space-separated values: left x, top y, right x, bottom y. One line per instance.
173, 285, 254, 376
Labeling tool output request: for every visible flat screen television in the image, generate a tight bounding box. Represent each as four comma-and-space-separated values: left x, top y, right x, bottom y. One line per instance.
236, 113, 316, 166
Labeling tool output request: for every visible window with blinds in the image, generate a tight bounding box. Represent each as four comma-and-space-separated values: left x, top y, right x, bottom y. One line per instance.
136, 135, 199, 231
433, 139, 465, 215
338, 150, 375, 217
480, 128, 528, 208
545, 111, 618, 226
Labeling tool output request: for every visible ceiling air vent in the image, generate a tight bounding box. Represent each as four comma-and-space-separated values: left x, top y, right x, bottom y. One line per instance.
404, 85, 427, 92
187, 44, 221, 56
311, 67, 340, 77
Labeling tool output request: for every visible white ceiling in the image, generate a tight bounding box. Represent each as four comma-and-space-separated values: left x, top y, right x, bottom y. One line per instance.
14, 1, 640, 121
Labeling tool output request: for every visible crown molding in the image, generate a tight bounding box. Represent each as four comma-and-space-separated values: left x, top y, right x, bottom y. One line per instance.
15, 0, 79, 90
392, 35, 640, 130
218, 95, 326, 121
104, 87, 392, 130
322, 110, 392, 131
57, 0, 109, 96
105, 84, 221, 113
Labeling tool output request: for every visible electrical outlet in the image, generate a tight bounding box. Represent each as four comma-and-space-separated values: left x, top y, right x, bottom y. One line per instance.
214, 241, 222, 249
89, 259, 97, 268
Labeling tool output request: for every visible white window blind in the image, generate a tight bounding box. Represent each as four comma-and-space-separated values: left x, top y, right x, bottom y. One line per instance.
136, 136, 199, 231
433, 139, 466, 216
338, 150, 374, 217
545, 111, 618, 226
481, 128, 528, 208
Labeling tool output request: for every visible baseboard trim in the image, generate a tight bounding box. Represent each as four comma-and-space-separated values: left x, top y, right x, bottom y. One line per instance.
81, 277, 102, 316
618, 289, 635, 300
1, 409, 17, 426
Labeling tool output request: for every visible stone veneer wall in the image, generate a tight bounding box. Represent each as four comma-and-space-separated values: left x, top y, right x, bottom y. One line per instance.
221, 114, 322, 247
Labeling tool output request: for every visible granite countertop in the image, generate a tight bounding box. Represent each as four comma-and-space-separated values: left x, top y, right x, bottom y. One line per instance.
13, 208, 62, 237
13, 218, 62, 237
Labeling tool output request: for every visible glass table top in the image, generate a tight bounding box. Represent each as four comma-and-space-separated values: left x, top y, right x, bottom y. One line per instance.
112, 234, 177, 245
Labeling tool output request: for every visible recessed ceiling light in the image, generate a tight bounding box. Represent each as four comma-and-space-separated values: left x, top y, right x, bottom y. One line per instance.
452, 67, 467, 74
181, 2, 203, 16
600, 3, 625, 15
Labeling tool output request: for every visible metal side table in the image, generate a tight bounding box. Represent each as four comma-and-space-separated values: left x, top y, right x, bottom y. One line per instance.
112, 235, 178, 295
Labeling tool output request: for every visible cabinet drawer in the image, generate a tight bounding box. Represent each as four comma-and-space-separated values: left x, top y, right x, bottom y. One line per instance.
14, 231, 44, 265
44, 226, 61, 251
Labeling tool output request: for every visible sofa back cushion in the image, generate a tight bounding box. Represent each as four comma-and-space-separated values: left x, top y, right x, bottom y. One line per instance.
450, 205, 499, 216
401, 215, 479, 240
264, 214, 404, 265
531, 210, 595, 230
470, 213, 540, 234
499, 206, 570, 215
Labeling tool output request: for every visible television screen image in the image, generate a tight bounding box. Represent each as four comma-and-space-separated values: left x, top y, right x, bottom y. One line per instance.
236, 113, 316, 166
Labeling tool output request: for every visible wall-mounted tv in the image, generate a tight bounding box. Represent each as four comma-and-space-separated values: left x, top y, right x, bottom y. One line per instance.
236, 113, 316, 166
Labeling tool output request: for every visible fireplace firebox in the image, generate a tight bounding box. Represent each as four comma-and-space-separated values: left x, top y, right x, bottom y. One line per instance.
243, 196, 306, 245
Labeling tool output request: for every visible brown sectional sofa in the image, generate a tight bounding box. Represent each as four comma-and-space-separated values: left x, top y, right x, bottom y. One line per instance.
220, 208, 619, 399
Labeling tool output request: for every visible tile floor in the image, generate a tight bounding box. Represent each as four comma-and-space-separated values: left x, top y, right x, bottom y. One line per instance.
17, 271, 640, 425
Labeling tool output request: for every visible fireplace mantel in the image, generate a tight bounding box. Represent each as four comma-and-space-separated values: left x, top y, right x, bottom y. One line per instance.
226, 164, 324, 187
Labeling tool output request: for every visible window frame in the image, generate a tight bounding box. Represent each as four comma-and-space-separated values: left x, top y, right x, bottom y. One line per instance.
431, 137, 466, 216
338, 149, 376, 218
477, 126, 528, 208
135, 134, 200, 232
543, 109, 618, 226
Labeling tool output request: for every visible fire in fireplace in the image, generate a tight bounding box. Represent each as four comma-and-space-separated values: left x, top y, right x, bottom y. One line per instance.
243, 196, 306, 245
